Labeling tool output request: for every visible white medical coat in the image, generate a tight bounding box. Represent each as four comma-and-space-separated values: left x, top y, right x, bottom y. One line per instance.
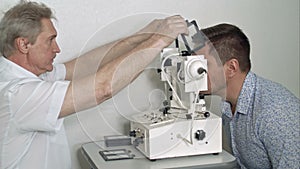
0, 57, 71, 169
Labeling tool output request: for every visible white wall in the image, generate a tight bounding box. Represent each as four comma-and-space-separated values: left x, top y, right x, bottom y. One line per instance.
1, 0, 299, 168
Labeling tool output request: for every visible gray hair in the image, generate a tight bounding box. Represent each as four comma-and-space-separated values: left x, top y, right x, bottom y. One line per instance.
0, 1, 55, 57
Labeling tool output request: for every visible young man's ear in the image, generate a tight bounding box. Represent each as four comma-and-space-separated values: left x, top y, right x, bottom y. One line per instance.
224, 58, 240, 78
15, 37, 30, 54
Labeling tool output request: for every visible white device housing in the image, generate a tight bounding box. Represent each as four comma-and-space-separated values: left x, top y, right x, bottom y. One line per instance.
130, 111, 222, 160
129, 48, 222, 160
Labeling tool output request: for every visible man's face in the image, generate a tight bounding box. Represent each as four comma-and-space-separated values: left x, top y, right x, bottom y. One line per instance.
27, 18, 60, 75
195, 44, 227, 98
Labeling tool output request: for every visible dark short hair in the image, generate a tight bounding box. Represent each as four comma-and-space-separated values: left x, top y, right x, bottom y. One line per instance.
201, 23, 251, 72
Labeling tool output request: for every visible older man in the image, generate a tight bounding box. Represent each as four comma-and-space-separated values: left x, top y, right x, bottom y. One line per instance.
0, 1, 187, 168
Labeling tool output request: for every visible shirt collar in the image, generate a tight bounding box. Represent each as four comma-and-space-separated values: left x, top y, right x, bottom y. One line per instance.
0, 56, 38, 79
235, 71, 257, 115
221, 101, 233, 118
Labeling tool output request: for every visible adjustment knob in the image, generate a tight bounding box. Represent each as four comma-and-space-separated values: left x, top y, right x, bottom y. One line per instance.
129, 130, 136, 137
195, 129, 206, 141
204, 112, 210, 118
133, 137, 144, 146
163, 106, 170, 115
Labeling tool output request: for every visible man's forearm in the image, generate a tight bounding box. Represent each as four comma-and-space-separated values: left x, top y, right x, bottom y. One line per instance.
64, 33, 153, 80
59, 35, 165, 118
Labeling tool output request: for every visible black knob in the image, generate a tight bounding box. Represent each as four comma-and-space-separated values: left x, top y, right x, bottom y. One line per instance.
181, 51, 190, 56
197, 68, 206, 75
204, 112, 210, 118
163, 106, 170, 115
195, 130, 206, 141
198, 94, 205, 100
129, 130, 136, 137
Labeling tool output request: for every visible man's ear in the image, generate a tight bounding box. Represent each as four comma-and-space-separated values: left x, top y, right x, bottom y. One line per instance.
224, 58, 240, 78
15, 37, 30, 54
